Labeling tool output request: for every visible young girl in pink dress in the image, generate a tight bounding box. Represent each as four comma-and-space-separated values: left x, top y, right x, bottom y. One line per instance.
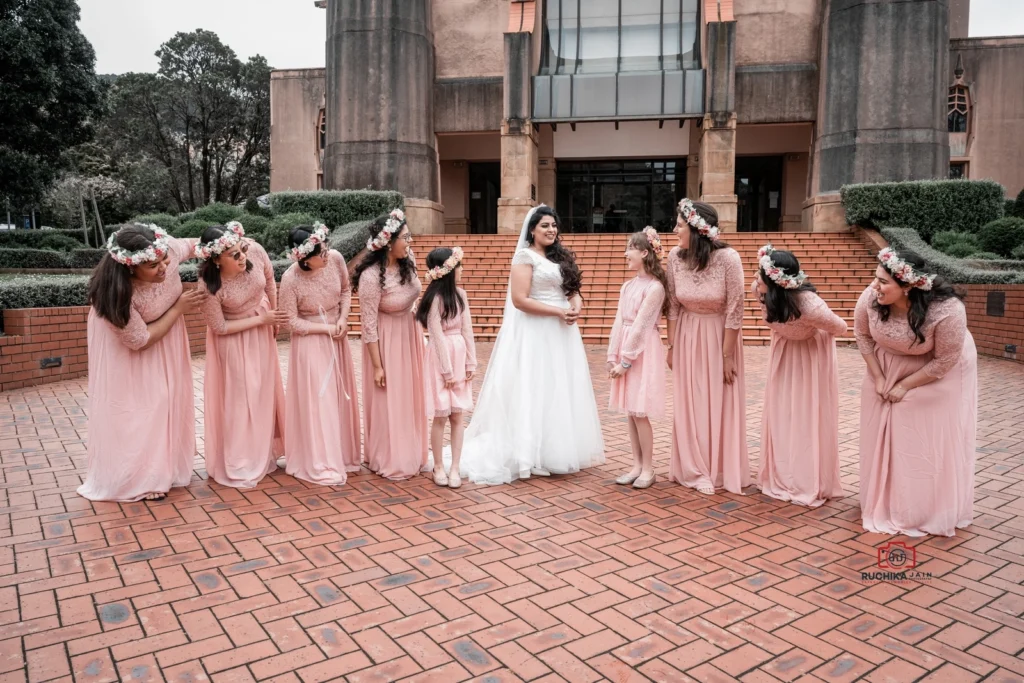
666, 199, 750, 495
856, 248, 976, 537
607, 228, 667, 490
196, 222, 285, 489
78, 223, 205, 502
753, 245, 846, 507
276, 224, 361, 486
416, 247, 477, 489
354, 210, 428, 480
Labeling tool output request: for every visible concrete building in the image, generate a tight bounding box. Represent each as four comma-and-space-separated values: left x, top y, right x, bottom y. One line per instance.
269, 0, 1024, 235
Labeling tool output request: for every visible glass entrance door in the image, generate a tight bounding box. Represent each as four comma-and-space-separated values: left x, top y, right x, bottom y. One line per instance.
556, 159, 686, 233
735, 156, 783, 232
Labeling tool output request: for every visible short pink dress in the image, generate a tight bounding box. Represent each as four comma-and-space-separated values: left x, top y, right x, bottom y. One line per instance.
423, 290, 477, 418
79, 238, 198, 502
200, 241, 285, 489
757, 289, 847, 507
358, 263, 428, 480
855, 287, 977, 537
665, 246, 751, 494
279, 250, 361, 486
606, 275, 666, 420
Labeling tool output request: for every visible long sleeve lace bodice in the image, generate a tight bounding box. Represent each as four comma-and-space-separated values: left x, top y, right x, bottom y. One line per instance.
756, 290, 847, 341
278, 250, 351, 336
114, 237, 196, 351
853, 286, 969, 378
357, 262, 422, 343
426, 289, 478, 379
200, 241, 276, 335
607, 276, 665, 362
665, 246, 745, 328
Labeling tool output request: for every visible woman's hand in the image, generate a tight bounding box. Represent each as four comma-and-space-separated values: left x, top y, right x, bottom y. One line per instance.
176, 288, 207, 312
332, 319, 348, 339
374, 366, 386, 389
609, 364, 627, 379
466, 370, 475, 382
874, 375, 887, 398
444, 377, 456, 389
273, 309, 291, 329
723, 354, 737, 385
259, 308, 276, 326
560, 308, 577, 325
885, 383, 908, 403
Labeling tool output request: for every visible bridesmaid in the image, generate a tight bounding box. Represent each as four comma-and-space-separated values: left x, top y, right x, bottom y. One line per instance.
277, 224, 361, 485
353, 209, 428, 480
196, 222, 285, 489
753, 245, 846, 507
78, 223, 205, 502
855, 248, 976, 537
665, 199, 750, 495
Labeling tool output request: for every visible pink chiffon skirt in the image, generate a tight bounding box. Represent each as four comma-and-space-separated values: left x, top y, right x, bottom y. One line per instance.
363, 311, 428, 480
758, 330, 843, 507
79, 311, 196, 502
203, 302, 284, 489
859, 335, 977, 536
668, 312, 751, 494
607, 322, 666, 419
285, 326, 361, 486
424, 331, 473, 418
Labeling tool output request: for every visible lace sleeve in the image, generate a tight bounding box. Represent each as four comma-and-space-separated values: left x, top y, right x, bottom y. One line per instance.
801, 294, 848, 336
622, 282, 665, 361
201, 285, 228, 335
427, 299, 453, 379
171, 238, 198, 263
666, 249, 680, 321
334, 252, 352, 322
253, 242, 277, 309
723, 249, 745, 330
114, 305, 150, 351
279, 274, 313, 336
854, 287, 876, 355
511, 249, 536, 266
358, 267, 382, 343
460, 291, 478, 373
607, 283, 627, 363
922, 302, 968, 379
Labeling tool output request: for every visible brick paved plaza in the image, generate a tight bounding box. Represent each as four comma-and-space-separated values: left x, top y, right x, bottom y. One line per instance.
1, 342, 1022, 683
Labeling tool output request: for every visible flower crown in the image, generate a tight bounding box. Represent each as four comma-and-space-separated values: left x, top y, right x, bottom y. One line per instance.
425, 247, 463, 282
641, 226, 663, 257
289, 222, 330, 261
367, 209, 406, 251
106, 224, 172, 267
878, 247, 936, 291
678, 198, 720, 240
758, 244, 807, 290
194, 221, 245, 261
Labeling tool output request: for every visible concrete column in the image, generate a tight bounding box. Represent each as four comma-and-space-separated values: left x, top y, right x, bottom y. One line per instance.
537, 125, 556, 210
323, 0, 441, 211
699, 115, 739, 232
498, 28, 537, 234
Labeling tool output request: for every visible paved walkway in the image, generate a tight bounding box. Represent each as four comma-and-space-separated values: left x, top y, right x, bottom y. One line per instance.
1, 343, 1022, 683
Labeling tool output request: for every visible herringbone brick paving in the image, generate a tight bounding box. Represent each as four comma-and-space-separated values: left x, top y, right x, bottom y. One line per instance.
1, 341, 1022, 682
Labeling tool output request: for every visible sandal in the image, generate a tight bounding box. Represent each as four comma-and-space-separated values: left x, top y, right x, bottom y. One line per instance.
433, 469, 449, 486
696, 483, 715, 496
143, 492, 167, 501
633, 473, 656, 489
448, 472, 462, 489
615, 472, 641, 486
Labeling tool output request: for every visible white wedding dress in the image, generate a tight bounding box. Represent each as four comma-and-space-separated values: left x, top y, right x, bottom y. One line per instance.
458, 206, 605, 485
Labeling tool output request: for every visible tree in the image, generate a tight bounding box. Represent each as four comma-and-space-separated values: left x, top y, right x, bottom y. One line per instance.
0, 0, 103, 209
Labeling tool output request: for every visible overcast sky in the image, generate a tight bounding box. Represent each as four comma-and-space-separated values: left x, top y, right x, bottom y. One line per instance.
79, 0, 1024, 74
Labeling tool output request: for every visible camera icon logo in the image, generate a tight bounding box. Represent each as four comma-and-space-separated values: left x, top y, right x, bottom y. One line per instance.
877, 541, 916, 571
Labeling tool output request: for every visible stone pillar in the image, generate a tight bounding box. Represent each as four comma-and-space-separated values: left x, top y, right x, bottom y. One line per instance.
323, 0, 441, 211
700, 21, 738, 232
686, 122, 701, 201
537, 125, 557, 209
498, 27, 538, 234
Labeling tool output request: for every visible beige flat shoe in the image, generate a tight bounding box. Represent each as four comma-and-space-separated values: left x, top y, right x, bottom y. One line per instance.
448, 473, 462, 489
615, 472, 640, 486
433, 470, 449, 486
632, 473, 656, 489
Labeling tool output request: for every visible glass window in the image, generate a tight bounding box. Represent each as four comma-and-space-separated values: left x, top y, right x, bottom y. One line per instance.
578, 0, 619, 74
620, 0, 661, 72
949, 162, 967, 179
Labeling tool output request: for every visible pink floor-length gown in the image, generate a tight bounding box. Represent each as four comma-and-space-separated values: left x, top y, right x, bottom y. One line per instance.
757, 288, 847, 507
855, 287, 977, 537
666, 246, 751, 494
358, 263, 428, 480
424, 289, 477, 418
78, 238, 198, 502
280, 250, 361, 486
607, 275, 666, 419
200, 241, 285, 489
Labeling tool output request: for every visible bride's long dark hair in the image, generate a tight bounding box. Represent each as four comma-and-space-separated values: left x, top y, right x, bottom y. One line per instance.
525, 207, 582, 297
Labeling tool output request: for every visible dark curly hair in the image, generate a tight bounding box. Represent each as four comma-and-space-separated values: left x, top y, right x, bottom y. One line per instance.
88, 223, 165, 328
759, 249, 817, 324
872, 248, 964, 345
198, 225, 253, 295
525, 207, 582, 297
352, 215, 416, 293
677, 201, 729, 272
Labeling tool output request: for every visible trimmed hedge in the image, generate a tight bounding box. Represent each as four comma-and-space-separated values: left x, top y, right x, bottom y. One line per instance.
0, 248, 106, 270
1013, 244, 1024, 260
132, 213, 181, 231
0, 275, 89, 312
258, 213, 318, 258
880, 227, 1024, 284
269, 190, 403, 228
841, 180, 1005, 242
1014, 188, 1024, 218
931, 230, 980, 256
330, 220, 371, 262
977, 217, 1024, 257
191, 203, 243, 224
0, 231, 87, 250
173, 219, 216, 239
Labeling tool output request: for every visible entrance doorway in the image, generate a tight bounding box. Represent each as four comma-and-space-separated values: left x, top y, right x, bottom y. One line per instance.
468, 162, 500, 234
555, 160, 686, 233
735, 156, 783, 232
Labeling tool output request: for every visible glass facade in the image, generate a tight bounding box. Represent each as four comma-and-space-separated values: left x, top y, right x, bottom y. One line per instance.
556, 159, 686, 233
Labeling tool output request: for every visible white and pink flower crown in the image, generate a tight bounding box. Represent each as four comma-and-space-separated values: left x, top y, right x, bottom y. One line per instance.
106, 224, 172, 267
678, 198, 720, 240
878, 247, 936, 291
758, 244, 807, 290
367, 209, 406, 251
425, 246, 463, 282
289, 222, 330, 261
641, 226, 663, 257
194, 221, 245, 261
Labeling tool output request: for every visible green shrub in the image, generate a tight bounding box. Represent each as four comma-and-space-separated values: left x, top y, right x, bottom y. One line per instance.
173, 219, 215, 239
269, 190, 404, 228
977, 217, 1024, 257
236, 214, 271, 236
1005, 199, 1018, 218
841, 179, 1006, 242
244, 197, 273, 218
192, 203, 243, 224
131, 213, 181, 231
1015, 188, 1024, 218
0, 231, 87, 250
968, 251, 1002, 260
329, 220, 371, 262
35, 234, 85, 251
942, 241, 979, 258
0, 248, 106, 270
65, 250, 107, 269
0, 275, 89, 312
880, 227, 1024, 284
1012, 244, 1024, 260
931, 230, 979, 252
257, 213, 318, 258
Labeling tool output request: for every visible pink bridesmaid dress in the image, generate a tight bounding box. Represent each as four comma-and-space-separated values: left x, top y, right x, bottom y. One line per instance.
358, 263, 428, 480
279, 250, 361, 485
757, 289, 846, 507
200, 241, 285, 489
855, 287, 977, 537
607, 275, 666, 419
665, 246, 751, 494
424, 290, 477, 418
78, 238, 198, 502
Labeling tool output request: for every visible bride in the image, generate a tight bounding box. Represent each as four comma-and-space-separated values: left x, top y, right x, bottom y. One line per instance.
459, 205, 605, 484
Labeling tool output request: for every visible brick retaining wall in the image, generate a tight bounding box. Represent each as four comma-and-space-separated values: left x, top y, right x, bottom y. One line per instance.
962, 283, 1023, 363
